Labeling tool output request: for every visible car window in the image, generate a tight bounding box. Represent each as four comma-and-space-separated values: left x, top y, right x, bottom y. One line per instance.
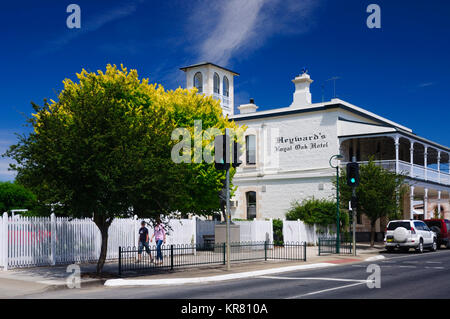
446, 222, 450, 233
425, 221, 441, 229
387, 222, 411, 230
414, 221, 424, 230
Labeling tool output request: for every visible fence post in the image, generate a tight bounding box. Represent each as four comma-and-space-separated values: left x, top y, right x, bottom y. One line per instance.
118, 246, 122, 276
264, 241, 267, 261
133, 215, 139, 248
223, 243, 226, 265
1, 212, 8, 270
50, 213, 56, 265
170, 245, 174, 271
318, 238, 321, 256
304, 241, 307, 261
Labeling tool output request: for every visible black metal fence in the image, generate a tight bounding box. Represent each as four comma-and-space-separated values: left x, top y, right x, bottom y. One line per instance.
318, 237, 354, 255
118, 241, 306, 276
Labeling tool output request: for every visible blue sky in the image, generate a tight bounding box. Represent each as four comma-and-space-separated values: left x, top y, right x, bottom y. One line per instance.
1, 0, 449, 180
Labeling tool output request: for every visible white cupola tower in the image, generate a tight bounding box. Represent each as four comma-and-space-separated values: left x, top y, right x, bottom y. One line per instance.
290, 68, 313, 108
180, 62, 239, 117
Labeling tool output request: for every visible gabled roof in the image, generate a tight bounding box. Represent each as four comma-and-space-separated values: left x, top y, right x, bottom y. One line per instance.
179, 62, 240, 76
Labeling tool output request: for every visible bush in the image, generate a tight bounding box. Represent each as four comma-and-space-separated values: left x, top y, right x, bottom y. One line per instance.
0, 182, 37, 213
286, 197, 347, 228
272, 219, 283, 246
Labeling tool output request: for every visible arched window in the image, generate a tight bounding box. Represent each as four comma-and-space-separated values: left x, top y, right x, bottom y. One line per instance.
246, 135, 256, 165
246, 191, 257, 220
223, 76, 229, 97
213, 73, 220, 94
194, 72, 203, 93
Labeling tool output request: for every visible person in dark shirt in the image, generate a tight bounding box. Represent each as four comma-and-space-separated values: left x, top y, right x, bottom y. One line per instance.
136, 221, 153, 263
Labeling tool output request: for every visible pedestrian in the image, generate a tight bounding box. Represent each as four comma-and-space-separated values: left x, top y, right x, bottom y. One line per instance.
150, 218, 166, 264
136, 221, 153, 263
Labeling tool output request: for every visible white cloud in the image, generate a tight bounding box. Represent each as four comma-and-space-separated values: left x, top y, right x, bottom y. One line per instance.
418, 82, 435, 88
186, 0, 320, 65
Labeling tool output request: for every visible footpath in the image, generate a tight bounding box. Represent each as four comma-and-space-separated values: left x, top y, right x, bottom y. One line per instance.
0, 243, 384, 298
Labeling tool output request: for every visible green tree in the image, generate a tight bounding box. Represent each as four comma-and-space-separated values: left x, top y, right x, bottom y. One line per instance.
0, 181, 37, 213
286, 197, 348, 231
337, 158, 406, 247
4, 64, 242, 273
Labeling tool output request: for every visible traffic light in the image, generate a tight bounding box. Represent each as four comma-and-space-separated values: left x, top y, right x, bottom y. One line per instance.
214, 135, 230, 170
232, 141, 243, 168
346, 162, 360, 187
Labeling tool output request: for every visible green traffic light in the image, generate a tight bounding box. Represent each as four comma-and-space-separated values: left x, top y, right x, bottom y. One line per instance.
351, 178, 355, 183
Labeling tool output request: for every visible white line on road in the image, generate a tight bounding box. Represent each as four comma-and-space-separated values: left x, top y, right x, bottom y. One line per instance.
425, 266, 445, 269
399, 265, 417, 268
287, 282, 367, 299
425, 261, 442, 264
258, 276, 369, 283
105, 263, 336, 287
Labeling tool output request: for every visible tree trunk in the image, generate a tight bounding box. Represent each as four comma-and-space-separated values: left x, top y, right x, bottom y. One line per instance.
97, 226, 109, 274
370, 221, 376, 247
94, 214, 112, 274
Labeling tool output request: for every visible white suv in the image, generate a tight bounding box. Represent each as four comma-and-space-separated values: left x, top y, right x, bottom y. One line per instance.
384, 220, 437, 253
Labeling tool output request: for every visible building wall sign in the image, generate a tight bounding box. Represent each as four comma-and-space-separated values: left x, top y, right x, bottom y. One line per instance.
275, 132, 329, 153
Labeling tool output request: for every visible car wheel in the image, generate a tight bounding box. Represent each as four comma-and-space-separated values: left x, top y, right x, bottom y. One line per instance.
416, 239, 424, 253
430, 239, 437, 252
386, 247, 394, 253
446, 240, 450, 249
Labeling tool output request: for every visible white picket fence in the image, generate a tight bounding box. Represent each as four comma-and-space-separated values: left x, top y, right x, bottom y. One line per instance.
0, 213, 196, 270
235, 220, 273, 243
195, 219, 274, 244
282, 219, 335, 245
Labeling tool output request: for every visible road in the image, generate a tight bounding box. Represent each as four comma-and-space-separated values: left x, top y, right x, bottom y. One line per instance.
21, 249, 450, 299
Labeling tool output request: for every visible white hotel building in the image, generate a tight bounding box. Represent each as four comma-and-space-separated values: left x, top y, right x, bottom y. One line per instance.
180, 62, 450, 240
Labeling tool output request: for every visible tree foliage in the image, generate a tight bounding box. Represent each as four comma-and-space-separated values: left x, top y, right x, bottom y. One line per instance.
286, 197, 348, 230
4, 64, 243, 272
0, 181, 37, 213
336, 158, 406, 246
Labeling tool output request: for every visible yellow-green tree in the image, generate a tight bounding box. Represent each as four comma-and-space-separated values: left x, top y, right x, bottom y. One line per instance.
5, 65, 243, 273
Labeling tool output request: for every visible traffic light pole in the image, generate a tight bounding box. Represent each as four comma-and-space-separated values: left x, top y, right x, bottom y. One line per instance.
225, 130, 231, 271
352, 186, 357, 256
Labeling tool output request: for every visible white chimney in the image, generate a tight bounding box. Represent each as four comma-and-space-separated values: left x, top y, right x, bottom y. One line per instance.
238, 98, 258, 114
290, 71, 313, 108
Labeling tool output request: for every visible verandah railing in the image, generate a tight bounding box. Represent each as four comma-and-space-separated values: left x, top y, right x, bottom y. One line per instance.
118, 241, 307, 276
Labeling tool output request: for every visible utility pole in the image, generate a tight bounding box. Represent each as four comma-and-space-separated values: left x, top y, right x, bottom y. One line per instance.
352, 187, 357, 256
225, 128, 231, 271
329, 154, 343, 253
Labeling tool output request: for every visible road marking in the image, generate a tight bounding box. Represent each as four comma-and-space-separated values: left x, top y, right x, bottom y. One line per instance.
399, 265, 416, 268
287, 282, 367, 299
258, 275, 369, 283
104, 263, 336, 287
351, 265, 365, 267
425, 266, 445, 269
425, 261, 442, 264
